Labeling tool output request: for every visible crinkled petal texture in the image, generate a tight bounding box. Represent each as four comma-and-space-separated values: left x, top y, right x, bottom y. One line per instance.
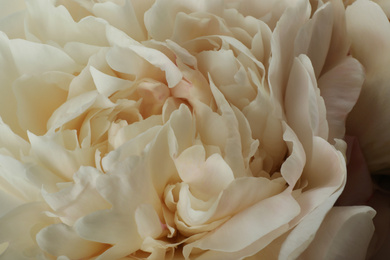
0, 0, 374, 259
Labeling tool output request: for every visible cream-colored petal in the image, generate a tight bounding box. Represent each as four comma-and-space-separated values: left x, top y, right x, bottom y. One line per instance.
47, 91, 98, 131
193, 225, 288, 260
175, 145, 234, 200
144, 0, 224, 41
146, 105, 194, 195
209, 78, 249, 178
294, 2, 333, 78
102, 124, 161, 171
135, 204, 164, 239
197, 49, 238, 88
0, 9, 26, 39
0, 117, 29, 160
64, 41, 102, 66
318, 57, 363, 142
210, 177, 286, 222
346, 0, 390, 172
301, 206, 375, 260
0, 33, 26, 138
278, 185, 344, 259
28, 130, 95, 181
42, 166, 110, 226
321, 0, 350, 72
183, 191, 300, 256
92, 0, 148, 42
0, 155, 41, 202
108, 115, 162, 149
285, 55, 326, 155
0, 0, 25, 19
243, 80, 286, 173
0, 188, 23, 218
280, 123, 306, 189
36, 223, 105, 259
75, 156, 161, 259
128, 44, 182, 88
90, 66, 133, 97
66, 49, 107, 98
176, 183, 221, 227
268, 0, 310, 114
171, 12, 231, 44
25, 0, 108, 46
0, 202, 53, 259
346, 0, 390, 76
1, 35, 78, 137
106, 45, 165, 84
9, 38, 79, 75
13, 74, 68, 136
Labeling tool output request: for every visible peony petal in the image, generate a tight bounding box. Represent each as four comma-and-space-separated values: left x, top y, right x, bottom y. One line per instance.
346, 0, 390, 76
0, 9, 26, 40
0, 33, 24, 137
127, 44, 182, 87
90, 66, 133, 97
176, 183, 222, 227
0, 0, 25, 19
197, 49, 239, 88
183, 191, 300, 256
42, 166, 110, 226
0, 202, 53, 259
0, 117, 29, 160
144, 0, 224, 41
301, 206, 375, 260
135, 204, 164, 239
285, 55, 327, 155
318, 57, 364, 142
8, 38, 79, 75
47, 91, 98, 131
25, 0, 108, 46
209, 78, 249, 178
0, 187, 23, 218
346, 0, 390, 172
278, 184, 345, 259
175, 145, 234, 200
102, 124, 161, 172
268, 0, 310, 114
75, 156, 161, 259
146, 105, 194, 195
242, 79, 286, 173
13, 74, 68, 136
92, 0, 149, 42
321, 0, 350, 72
28, 130, 95, 181
36, 223, 106, 259
210, 176, 286, 222
280, 123, 306, 189
0, 154, 41, 202
294, 2, 333, 78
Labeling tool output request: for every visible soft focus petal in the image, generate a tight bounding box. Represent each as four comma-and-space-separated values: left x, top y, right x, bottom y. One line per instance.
301, 206, 375, 260
36, 223, 106, 259
346, 0, 390, 172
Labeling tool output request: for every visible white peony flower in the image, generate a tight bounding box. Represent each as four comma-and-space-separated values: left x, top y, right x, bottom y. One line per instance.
0, 0, 376, 259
